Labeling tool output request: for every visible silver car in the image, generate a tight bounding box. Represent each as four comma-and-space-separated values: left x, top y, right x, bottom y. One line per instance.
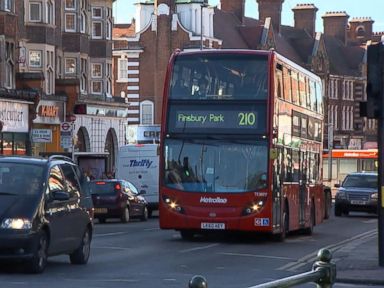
334, 172, 378, 216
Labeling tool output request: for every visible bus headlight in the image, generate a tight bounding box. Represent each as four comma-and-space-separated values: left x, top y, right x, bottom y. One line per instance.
1, 218, 32, 230
243, 201, 265, 216
162, 195, 185, 214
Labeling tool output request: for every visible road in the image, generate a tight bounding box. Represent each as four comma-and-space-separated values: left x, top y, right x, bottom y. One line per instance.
0, 210, 377, 288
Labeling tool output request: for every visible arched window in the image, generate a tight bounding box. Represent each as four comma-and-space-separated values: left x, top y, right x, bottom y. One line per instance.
140, 100, 154, 125
356, 26, 365, 38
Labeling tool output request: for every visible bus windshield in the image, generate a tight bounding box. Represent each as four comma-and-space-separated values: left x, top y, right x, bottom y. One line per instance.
170, 53, 268, 100
164, 139, 268, 193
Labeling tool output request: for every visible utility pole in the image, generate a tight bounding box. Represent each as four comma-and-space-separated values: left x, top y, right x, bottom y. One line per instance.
366, 36, 384, 266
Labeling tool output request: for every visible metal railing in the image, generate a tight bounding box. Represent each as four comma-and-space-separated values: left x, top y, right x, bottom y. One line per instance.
188, 248, 336, 288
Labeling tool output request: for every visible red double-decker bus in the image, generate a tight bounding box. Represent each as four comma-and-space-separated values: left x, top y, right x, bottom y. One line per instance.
159, 49, 331, 240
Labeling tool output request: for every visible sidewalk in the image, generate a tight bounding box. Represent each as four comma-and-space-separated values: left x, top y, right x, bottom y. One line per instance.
333, 230, 384, 286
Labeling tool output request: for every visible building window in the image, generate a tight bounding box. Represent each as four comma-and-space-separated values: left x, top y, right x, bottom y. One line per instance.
46, 50, 54, 95
4, 0, 13, 11
29, 50, 42, 68
106, 20, 112, 40
118, 58, 128, 80
65, 13, 76, 32
80, 58, 88, 94
91, 81, 102, 94
91, 63, 102, 78
47, 0, 54, 25
65, 0, 75, 10
92, 7, 102, 18
80, 11, 87, 33
92, 21, 102, 39
140, 101, 154, 125
4, 42, 14, 89
29, 2, 42, 22
65, 58, 76, 74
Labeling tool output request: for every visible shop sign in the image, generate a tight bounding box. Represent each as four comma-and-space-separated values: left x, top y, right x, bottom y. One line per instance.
34, 100, 64, 125
0, 101, 29, 133
127, 125, 160, 144
32, 129, 52, 143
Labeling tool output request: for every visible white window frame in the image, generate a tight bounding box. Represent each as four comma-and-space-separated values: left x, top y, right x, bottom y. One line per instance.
29, 2, 42, 22
118, 58, 128, 81
91, 80, 103, 94
29, 50, 42, 68
92, 21, 103, 39
92, 7, 102, 19
140, 101, 154, 125
4, 0, 13, 12
91, 63, 102, 78
46, 0, 54, 25
65, 13, 76, 32
65, 57, 76, 74
106, 19, 112, 40
80, 11, 87, 33
65, 0, 76, 10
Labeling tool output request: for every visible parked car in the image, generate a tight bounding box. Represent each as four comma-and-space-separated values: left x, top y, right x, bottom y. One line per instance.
89, 179, 148, 223
334, 172, 378, 216
0, 155, 93, 273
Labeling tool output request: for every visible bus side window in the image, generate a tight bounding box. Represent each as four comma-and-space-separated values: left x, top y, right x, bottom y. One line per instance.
284, 148, 293, 182
292, 150, 300, 182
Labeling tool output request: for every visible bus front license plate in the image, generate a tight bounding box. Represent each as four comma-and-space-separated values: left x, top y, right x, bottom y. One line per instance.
201, 222, 225, 230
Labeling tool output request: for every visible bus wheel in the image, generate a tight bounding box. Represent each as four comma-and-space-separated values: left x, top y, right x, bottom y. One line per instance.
274, 210, 288, 242
303, 204, 315, 235
180, 230, 195, 240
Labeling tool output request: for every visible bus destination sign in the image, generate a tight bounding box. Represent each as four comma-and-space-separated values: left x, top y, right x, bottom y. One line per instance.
168, 104, 266, 134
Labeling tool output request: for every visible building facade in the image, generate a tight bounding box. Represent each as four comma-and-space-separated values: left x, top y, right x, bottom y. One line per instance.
1, 0, 129, 173
112, 0, 383, 154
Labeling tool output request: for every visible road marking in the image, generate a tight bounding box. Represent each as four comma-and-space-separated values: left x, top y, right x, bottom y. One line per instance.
93, 246, 132, 250
220, 252, 294, 261
278, 229, 377, 272
94, 232, 126, 237
179, 243, 219, 253
144, 227, 160, 231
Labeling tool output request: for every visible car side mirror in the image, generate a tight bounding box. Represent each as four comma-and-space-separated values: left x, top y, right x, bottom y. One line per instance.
51, 190, 70, 201
334, 183, 340, 188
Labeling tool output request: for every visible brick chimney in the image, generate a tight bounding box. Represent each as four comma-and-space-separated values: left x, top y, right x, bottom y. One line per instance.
292, 4, 318, 37
257, 0, 284, 33
348, 17, 374, 44
220, 0, 245, 24
322, 11, 349, 45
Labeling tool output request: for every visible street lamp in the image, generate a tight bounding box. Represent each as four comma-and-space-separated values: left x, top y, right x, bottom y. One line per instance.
200, 3, 209, 50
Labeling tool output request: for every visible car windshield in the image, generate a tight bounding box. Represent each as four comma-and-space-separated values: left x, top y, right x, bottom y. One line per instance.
0, 162, 45, 195
89, 181, 121, 195
342, 174, 377, 189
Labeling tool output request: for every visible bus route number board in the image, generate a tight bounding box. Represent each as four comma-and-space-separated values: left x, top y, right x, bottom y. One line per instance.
201, 222, 225, 230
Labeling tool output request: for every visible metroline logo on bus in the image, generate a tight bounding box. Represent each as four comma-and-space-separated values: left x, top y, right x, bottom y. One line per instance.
200, 197, 228, 204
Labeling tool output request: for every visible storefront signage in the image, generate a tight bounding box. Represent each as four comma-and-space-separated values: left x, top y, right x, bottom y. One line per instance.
38, 105, 59, 118
32, 129, 52, 143
0, 101, 29, 133
34, 100, 64, 125
127, 125, 160, 144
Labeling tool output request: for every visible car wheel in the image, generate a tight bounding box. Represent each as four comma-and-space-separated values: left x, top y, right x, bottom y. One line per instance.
26, 231, 48, 274
140, 206, 149, 222
70, 227, 91, 265
334, 205, 342, 217
121, 207, 130, 223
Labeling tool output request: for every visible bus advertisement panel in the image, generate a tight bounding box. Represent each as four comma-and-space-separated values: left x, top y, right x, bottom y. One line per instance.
159, 49, 331, 240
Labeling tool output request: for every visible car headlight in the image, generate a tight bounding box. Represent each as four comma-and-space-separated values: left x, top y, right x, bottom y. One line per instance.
371, 193, 378, 200
336, 191, 347, 199
1, 218, 32, 230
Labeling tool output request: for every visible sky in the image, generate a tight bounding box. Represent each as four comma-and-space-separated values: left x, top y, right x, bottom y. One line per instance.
113, 0, 384, 32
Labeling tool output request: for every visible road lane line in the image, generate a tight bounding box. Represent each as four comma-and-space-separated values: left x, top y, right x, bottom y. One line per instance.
94, 232, 126, 237
92, 246, 132, 250
278, 229, 377, 272
179, 243, 219, 253
220, 252, 294, 261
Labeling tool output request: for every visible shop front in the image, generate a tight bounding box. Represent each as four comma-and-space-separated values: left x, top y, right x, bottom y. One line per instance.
32, 100, 65, 156
0, 100, 30, 155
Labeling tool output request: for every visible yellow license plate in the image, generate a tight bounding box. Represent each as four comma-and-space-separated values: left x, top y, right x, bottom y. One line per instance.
94, 208, 108, 214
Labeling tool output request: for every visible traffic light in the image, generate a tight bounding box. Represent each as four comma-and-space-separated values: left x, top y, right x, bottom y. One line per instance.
366, 42, 384, 118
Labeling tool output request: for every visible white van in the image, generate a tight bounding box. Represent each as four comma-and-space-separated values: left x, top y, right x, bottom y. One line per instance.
116, 144, 159, 217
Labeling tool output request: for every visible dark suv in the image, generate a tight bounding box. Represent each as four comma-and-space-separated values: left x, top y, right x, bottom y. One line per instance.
0, 155, 93, 273
334, 172, 378, 216
89, 179, 148, 223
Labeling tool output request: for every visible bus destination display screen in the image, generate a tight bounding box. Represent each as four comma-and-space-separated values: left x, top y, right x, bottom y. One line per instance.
167, 104, 267, 134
